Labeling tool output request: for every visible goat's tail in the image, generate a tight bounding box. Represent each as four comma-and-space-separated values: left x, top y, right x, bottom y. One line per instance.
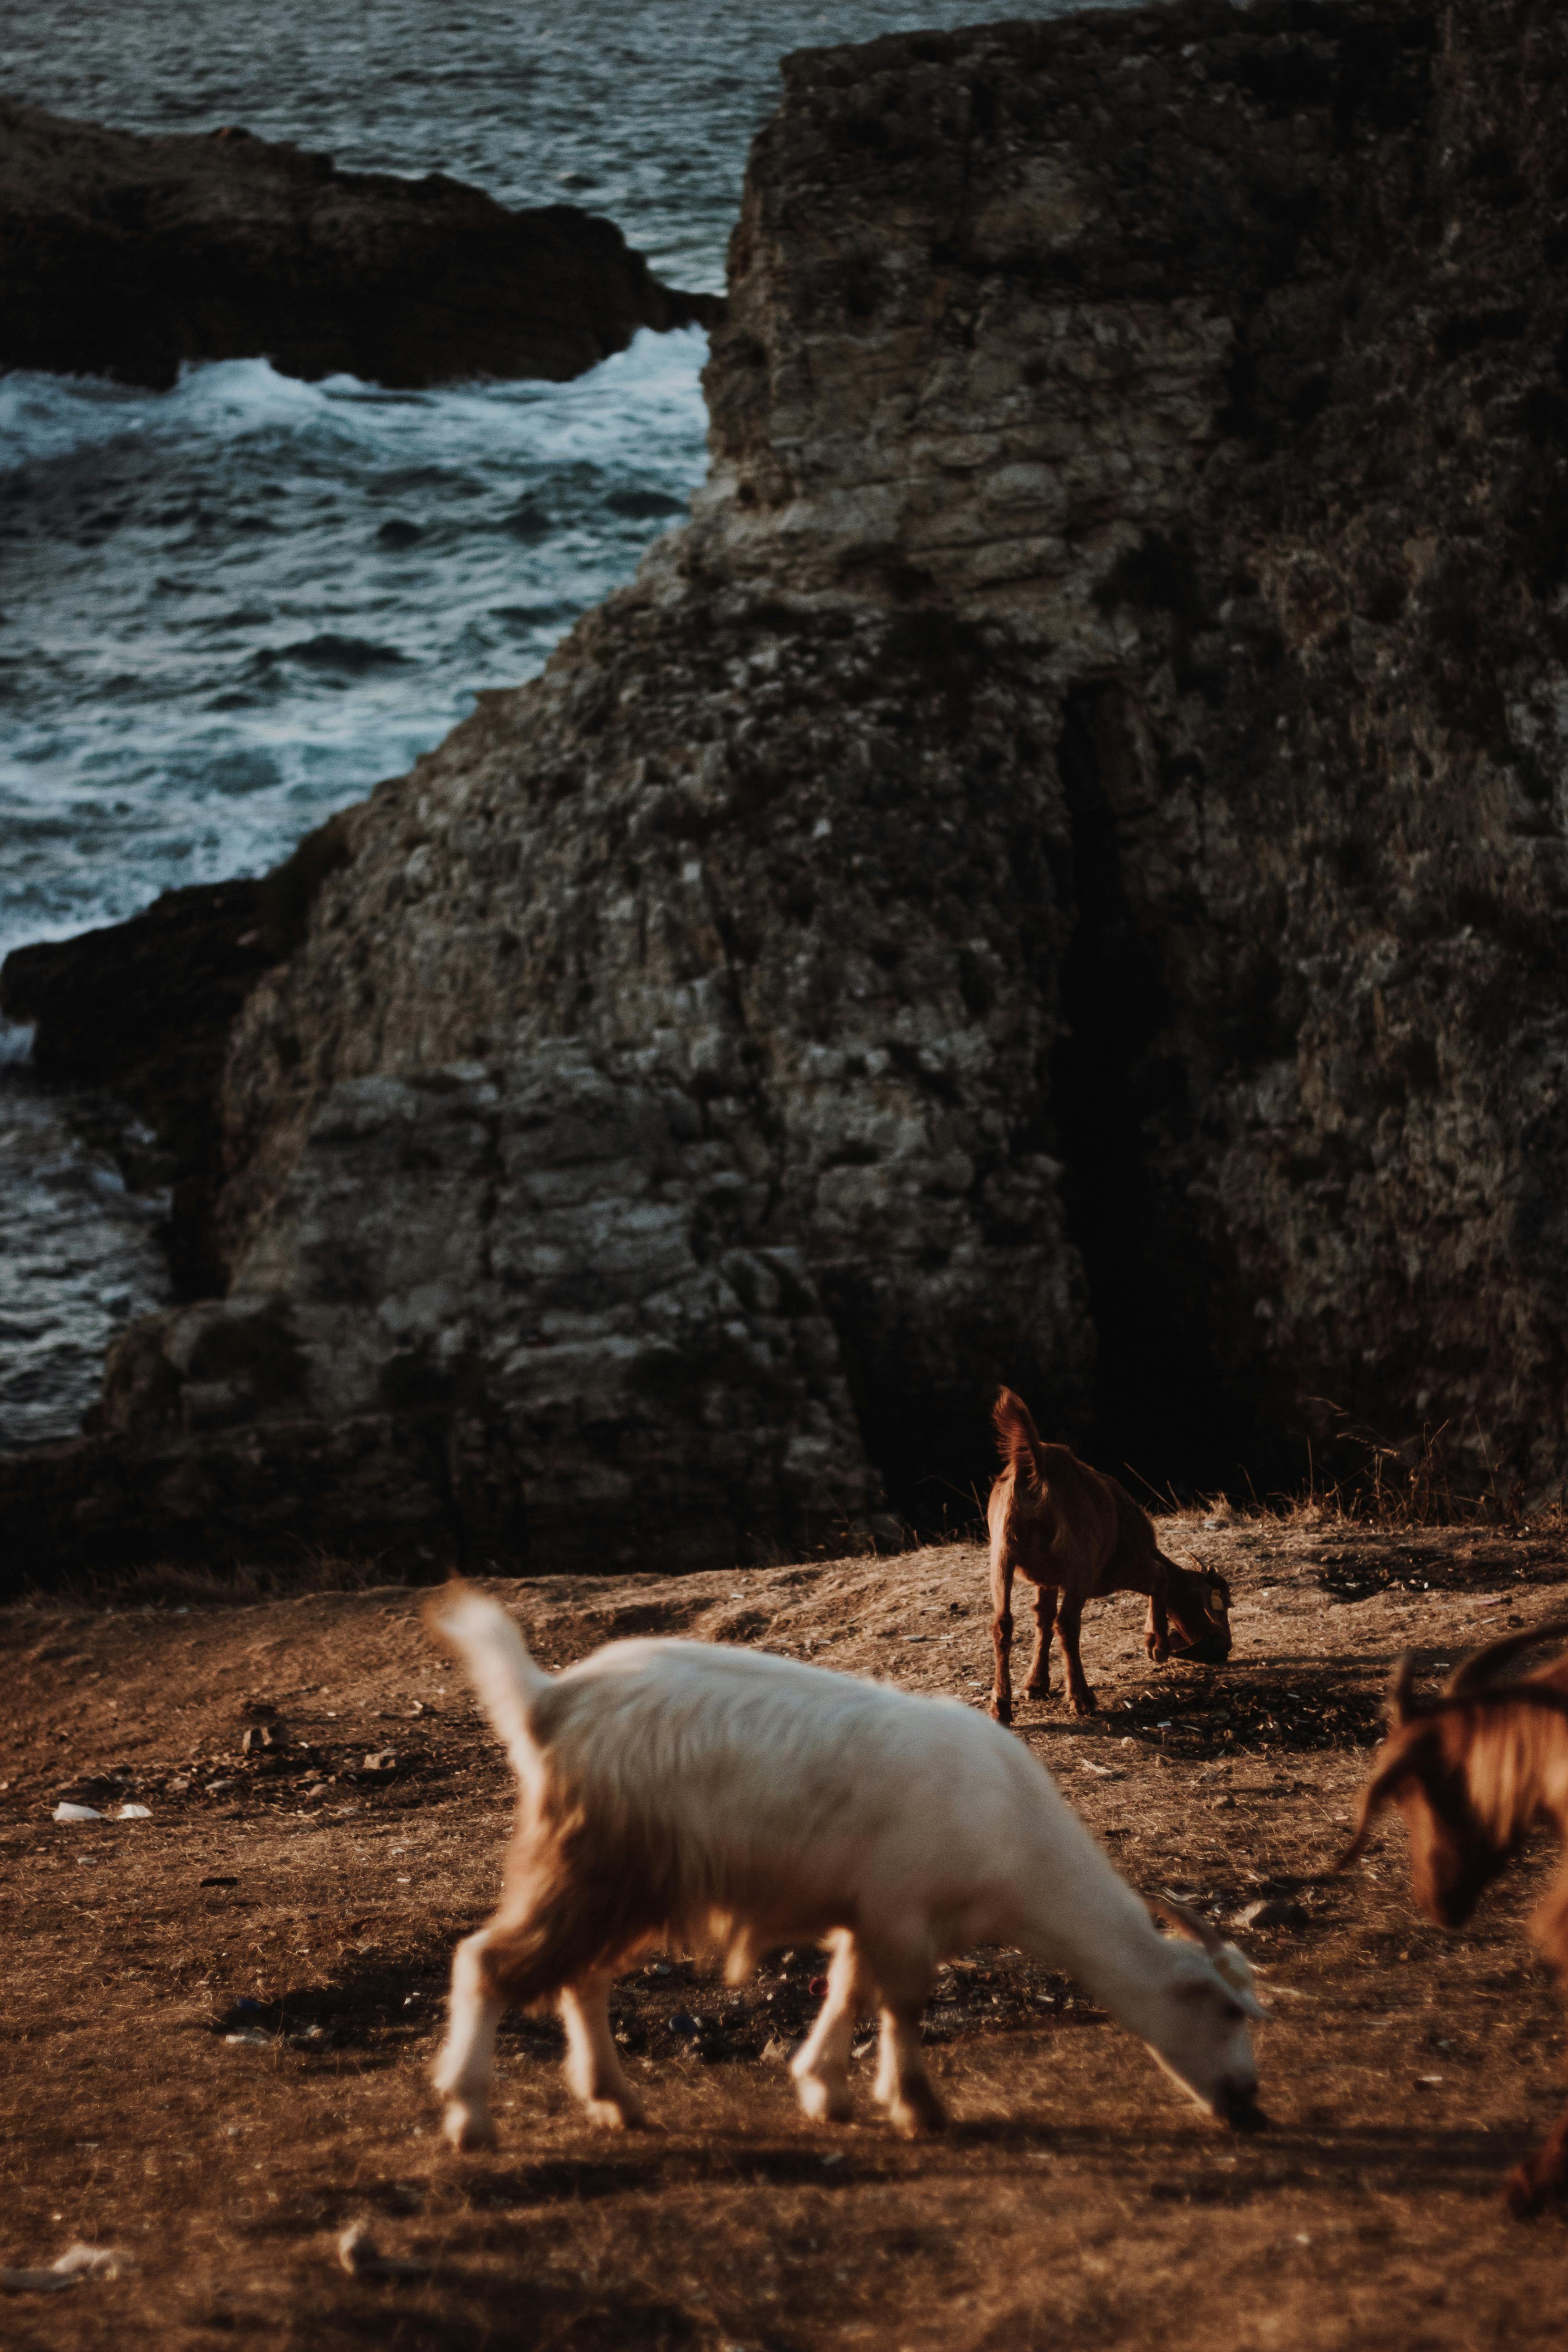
426, 1580, 550, 1787
993, 1386, 1046, 1482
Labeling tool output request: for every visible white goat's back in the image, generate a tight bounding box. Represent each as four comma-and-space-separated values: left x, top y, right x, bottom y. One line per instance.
529, 1634, 1144, 1962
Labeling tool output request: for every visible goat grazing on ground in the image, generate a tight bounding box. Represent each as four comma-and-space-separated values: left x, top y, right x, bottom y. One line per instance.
1340, 1617, 1568, 2216
427, 1582, 1267, 2151
987, 1387, 1232, 1723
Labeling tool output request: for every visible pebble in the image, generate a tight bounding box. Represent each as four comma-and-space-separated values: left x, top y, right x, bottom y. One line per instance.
336, 2222, 429, 2279
1235, 1897, 1309, 1931
0, 2242, 131, 2293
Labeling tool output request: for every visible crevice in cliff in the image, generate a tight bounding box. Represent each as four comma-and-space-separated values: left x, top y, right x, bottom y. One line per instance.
1049, 687, 1255, 1497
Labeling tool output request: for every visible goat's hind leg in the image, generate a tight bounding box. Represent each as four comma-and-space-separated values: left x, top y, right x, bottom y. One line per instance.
791, 1930, 866, 2125
1023, 1578, 1056, 1701
433, 1928, 506, 2151
560, 1971, 648, 2130
1054, 1591, 1098, 1715
989, 1539, 1017, 1726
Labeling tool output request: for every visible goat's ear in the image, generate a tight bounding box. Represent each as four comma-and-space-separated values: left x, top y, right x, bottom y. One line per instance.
1148, 1893, 1225, 1958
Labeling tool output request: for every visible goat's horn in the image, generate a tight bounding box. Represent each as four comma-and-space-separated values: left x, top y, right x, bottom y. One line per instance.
1335, 1753, 1413, 1872
1388, 1652, 1419, 1725
1147, 1893, 1226, 1958
1443, 1616, 1568, 1700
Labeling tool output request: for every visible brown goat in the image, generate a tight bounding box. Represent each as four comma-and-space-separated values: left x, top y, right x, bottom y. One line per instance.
1340, 1617, 1568, 2216
987, 1388, 1232, 1724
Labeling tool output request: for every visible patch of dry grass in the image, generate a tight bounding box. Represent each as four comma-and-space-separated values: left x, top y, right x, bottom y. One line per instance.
4, 1522, 1568, 2348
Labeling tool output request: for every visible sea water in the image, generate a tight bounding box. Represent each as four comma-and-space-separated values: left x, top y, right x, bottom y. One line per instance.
0, 0, 1124, 1446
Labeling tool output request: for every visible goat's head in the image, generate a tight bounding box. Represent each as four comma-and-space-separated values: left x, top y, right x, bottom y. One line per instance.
1140, 1895, 1268, 2131
1167, 1563, 1233, 1666
1333, 1637, 1565, 1929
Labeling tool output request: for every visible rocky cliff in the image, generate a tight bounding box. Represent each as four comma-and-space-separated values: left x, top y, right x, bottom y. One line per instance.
7, 0, 1568, 1581
0, 98, 718, 388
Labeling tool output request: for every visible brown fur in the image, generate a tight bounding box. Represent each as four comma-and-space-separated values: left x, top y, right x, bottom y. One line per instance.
478, 1798, 673, 2011
986, 1388, 1231, 1723
435, 1671, 696, 2014
1341, 1618, 1568, 2216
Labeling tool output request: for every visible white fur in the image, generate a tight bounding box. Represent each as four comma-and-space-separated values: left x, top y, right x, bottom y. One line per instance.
432, 1588, 1264, 2145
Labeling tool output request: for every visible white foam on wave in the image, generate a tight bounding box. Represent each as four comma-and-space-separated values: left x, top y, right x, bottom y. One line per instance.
0, 326, 710, 966
1, 328, 709, 476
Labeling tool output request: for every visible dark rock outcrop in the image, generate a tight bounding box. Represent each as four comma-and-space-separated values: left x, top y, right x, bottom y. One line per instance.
7, 0, 1568, 1583
0, 97, 720, 389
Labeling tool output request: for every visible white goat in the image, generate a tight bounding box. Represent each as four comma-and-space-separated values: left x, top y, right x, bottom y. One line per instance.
428, 1583, 1268, 2149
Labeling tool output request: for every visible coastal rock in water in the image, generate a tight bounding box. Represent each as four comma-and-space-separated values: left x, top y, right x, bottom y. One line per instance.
0, 97, 720, 389
1, 827, 349, 1292
6, 0, 1568, 1578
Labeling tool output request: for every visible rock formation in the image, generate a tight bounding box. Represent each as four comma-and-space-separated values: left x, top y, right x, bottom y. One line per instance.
7, 0, 1568, 1582
0, 98, 719, 389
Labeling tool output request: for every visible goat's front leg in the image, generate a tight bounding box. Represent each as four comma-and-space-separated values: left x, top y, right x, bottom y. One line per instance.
1023, 1579, 1056, 1701
1055, 1591, 1098, 1715
791, 1930, 867, 2125
1144, 1584, 1171, 1664
433, 1929, 505, 2151
560, 1972, 648, 2130
990, 1544, 1016, 1726
873, 2006, 945, 2136
862, 1934, 944, 2135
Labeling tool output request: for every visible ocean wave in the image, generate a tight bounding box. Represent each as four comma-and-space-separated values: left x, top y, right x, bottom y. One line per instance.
0, 329, 710, 964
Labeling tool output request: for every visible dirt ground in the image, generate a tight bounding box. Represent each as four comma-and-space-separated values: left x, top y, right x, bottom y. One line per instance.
4, 1517, 1568, 2350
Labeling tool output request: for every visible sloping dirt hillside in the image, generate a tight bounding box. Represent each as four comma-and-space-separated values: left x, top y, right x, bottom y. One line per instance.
3, 1518, 1567, 2347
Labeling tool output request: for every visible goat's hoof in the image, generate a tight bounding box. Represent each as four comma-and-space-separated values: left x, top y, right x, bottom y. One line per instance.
887, 2087, 947, 2137
1505, 2160, 1563, 2219
794, 2073, 853, 2125
1068, 1691, 1099, 1717
1023, 1682, 1050, 1703
584, 2095, 648, 2131
990, 1698, 1013, 1727
443, 2102, 497, 2153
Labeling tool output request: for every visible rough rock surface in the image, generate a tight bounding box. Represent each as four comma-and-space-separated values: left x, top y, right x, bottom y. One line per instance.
0, 97, 719, 389
7, 0, 1568, 1578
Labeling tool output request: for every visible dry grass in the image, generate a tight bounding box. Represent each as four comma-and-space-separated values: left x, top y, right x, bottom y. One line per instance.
1264, 1409, 1568, 1533
5, 1521, 1568, 2348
